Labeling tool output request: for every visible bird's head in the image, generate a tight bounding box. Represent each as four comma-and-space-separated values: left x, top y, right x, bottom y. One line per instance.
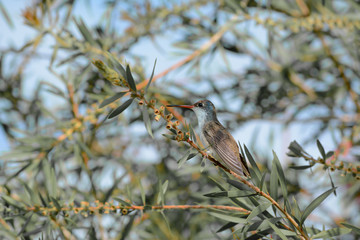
167, 100, 217, 125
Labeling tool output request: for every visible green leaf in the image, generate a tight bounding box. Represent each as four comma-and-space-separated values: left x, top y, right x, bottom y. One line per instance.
341, 223, 360, 235
246, 202, 272, 221
99, 92, 127, 108
267, 220, 288, 240
189, 124, 197, 143
2, 195, 25, 210
289, 164, 312, 170
74, 18, 96, 46
327, 170, 337, 196
269, 159, 278, 202
300, 188, 336, 225
259, 172, 267, 192
7, 162, 32, 181
113, 197, 131, 207
217, 222, 238, 233
204, 190, 255, 198
326, 151, 334, 158
43, 159, 57, 197
226, 179, 252, 191
287, 141, 304, 157
316, 139, 326, 160
108, 99, 133, 119
312, 227, 351, 239
209, 212, 247, 224
157, 180, 169, 205
139, 180, 146, 206
145, 59, 157, 92
200, 156, 206, 173
126, 65, 137, 92
273, 151, 288, 205
162, 134, 176, 140
142, 106, 153, 138
17, 213, 33, 236
244, 145, 261, 181
246, 229, 274, 240
292, 196, 301, 222
160, 211, 171, 232
50, 197, 61, 211
177, 150, 190, 168
106, 52, 126, 77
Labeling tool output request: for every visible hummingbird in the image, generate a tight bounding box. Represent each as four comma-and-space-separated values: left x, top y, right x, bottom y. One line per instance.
167, 100, 250, 177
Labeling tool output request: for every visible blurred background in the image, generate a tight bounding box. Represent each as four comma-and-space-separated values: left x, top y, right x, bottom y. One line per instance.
0, 0, 359, 239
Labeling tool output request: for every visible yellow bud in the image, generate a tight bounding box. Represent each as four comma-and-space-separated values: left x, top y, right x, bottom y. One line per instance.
166, 114, 173, 120
121, 208, 128, 215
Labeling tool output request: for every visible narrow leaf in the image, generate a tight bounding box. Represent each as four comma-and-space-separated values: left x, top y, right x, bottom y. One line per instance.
327, 170, 337, 196
108, 99, 133, 119
312, 227, 351, 239
316, 139, 326, 160
326, 151, 334, 158
139, 180, 146, 206
145, 59, 157, 92
226, 179, 252, 191
106, 52, 126, 77
189, 124, 197, 143
17, 213, 33, 236
209, 212, 247, 224
113, 197, 131, 207
289, 164, 312, 170
2, 195, 24, 210
246, 202, 272, 221
259, 172, 267, 192
244, 145, 261, 180
204, 190, 255, 198
269, 160, 278, 202
160, 211, 171, 232
142, 106, 153, 138
177, 150, 190, 168
217, 222, 237, 233
162, 134, 176, 140
99, 92, 127, 108
300, 188, 336, 225
74, 18, 96, 46
246, 228, 274, 240
273, 151, 288, 205
126, 65, 137, 92
341, 223, 360, 235
267, 220, 288, 240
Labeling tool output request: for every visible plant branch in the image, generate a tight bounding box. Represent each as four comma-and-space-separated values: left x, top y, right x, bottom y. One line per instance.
185, 138, 309, 240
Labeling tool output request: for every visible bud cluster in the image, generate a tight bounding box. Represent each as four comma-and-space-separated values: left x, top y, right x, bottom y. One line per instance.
92, 60, 129, 88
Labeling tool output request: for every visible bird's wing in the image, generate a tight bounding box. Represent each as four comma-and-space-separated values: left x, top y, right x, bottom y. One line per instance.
203, 121, 249, 177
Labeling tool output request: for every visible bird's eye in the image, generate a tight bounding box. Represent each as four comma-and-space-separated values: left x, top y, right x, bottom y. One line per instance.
198, 103, 203, 107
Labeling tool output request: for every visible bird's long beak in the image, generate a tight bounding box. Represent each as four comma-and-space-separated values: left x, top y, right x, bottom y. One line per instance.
167, 104, 194, 109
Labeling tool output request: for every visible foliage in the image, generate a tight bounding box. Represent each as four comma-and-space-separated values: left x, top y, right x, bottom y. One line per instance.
0, 0, 359, 239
